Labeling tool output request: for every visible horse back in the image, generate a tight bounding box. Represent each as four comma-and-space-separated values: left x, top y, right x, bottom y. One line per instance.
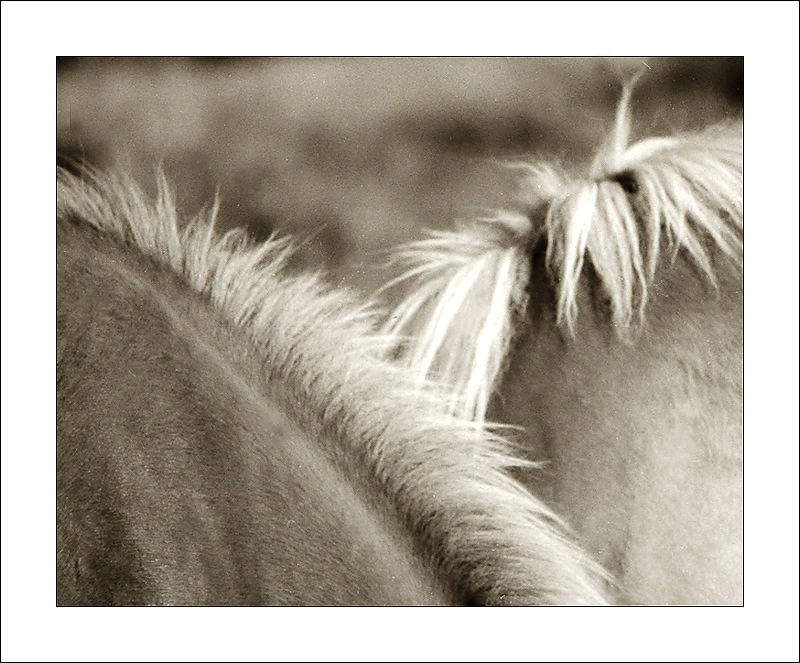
57, 218, 447, 606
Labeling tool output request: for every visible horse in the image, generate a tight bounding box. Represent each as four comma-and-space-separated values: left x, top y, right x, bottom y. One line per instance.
56, 166, 610, 606
383, 88, 743, 605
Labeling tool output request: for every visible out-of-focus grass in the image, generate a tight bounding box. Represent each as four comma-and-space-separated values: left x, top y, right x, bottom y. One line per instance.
57, 57, 742, 299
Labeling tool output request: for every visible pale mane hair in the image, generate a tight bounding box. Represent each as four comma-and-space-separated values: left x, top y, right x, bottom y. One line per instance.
57, 167, 610, 605
383, 91, 743, 424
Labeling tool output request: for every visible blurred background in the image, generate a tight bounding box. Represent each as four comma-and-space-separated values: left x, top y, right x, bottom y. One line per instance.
57, 57, 742, 300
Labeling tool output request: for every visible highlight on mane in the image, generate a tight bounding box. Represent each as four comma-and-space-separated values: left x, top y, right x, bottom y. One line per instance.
380, 212, 533, 424
546, 85, 743, 334
57, 167, 610, 605
383, 90, 743, 421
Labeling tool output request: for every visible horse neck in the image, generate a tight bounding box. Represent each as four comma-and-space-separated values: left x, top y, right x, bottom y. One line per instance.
57, 218, 450, 605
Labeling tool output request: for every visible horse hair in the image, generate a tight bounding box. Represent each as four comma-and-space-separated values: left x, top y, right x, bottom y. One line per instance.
57, 167, 610, 605
383, 89, 743, 423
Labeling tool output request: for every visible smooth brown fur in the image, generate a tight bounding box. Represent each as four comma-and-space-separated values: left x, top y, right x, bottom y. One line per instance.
495, 244, 742, 604
58, 217, 448, 605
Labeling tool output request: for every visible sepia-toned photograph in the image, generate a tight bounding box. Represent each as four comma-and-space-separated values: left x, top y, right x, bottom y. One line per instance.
2, 2, 799, 661
56, 55, 743, 606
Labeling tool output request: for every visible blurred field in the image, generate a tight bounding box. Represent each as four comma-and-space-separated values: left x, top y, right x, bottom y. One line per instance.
57, 57, 742, 300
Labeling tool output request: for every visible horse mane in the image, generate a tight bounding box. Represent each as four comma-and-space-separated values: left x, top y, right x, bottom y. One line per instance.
57, 167, 609, 605
383, 90, 743, 423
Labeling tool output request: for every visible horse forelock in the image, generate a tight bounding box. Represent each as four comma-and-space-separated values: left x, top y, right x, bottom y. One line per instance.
548, 92, 743, 335
57, 167, 610, 605
384, 92, 743, 424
